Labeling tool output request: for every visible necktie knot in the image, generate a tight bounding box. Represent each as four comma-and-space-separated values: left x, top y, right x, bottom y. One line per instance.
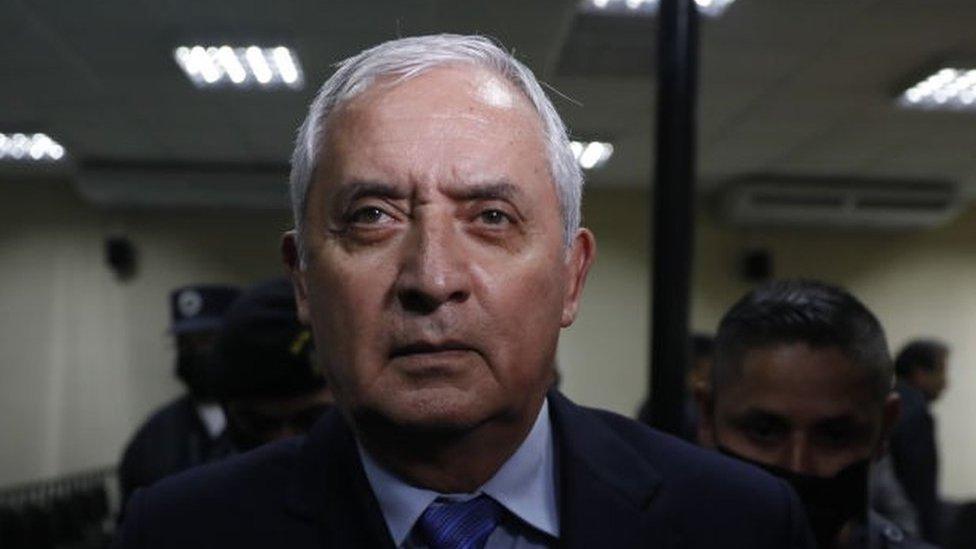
416, 494, 504, 549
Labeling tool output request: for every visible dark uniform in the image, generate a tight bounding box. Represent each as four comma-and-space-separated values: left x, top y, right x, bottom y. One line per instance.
118, 395, 233, 506
845, 512, 938, 549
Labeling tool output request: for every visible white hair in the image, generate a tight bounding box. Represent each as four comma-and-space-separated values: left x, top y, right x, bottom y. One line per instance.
288, 34, 583, 256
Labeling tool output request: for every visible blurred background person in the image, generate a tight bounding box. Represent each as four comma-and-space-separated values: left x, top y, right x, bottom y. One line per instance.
697, 279, 934, 549
210, 278, 333, 452
891, 339, 950, 544
638, 333, 714, 442
117, 284, 240, 510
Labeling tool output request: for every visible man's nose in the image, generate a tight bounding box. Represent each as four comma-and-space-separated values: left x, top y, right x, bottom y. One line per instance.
786, 435, 818, 476
395, 217, 471, 314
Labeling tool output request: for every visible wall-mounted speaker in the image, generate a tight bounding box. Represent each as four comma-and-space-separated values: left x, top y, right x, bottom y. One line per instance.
741, 249, 772, 282
106, 236, 138, 281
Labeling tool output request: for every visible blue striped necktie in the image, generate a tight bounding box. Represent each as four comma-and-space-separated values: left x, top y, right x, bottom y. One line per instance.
416, 494, 505, 549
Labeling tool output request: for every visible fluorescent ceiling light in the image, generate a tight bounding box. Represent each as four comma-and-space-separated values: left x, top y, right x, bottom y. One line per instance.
899, 67, 976, 111
0, 133, 65, 161
581, 0, 736, 18
173, 45, 304, 90
570, 140, 614, 170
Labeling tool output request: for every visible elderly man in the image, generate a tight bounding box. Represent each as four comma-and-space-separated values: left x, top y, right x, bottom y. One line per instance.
697, 279, 934, 549
115, 34, 813, 549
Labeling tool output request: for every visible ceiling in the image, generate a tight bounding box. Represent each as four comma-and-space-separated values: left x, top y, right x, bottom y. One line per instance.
3, 0, 976, 203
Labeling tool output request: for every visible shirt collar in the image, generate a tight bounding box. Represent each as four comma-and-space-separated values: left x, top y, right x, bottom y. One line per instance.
195, 402, 226, 440
358, 398, 559, 547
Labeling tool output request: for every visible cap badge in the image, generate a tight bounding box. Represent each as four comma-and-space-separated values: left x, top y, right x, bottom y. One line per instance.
178, 290, 204, 318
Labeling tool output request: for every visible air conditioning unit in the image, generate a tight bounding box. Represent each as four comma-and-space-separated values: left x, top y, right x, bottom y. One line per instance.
719, 177, 963, 230
74, 161, 290, 210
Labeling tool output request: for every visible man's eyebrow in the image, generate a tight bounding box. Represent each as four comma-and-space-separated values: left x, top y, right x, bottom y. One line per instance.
732, 409, 791, 428
335, 180, 408, 204
812, 415, 863, 430
446, 181, 522, 202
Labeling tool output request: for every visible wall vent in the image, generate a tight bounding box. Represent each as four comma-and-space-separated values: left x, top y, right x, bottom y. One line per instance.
720, 177, 962, 230
74, 160, 289, 210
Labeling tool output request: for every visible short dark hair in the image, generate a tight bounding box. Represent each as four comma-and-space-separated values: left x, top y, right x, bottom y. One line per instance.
894, 339, 948, 378
691, 333, 715, 362
713, 279, 892, 402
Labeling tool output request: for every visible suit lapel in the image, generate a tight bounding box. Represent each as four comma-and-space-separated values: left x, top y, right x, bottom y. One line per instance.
285, 409, 397, 549
548, 391, 679, 549
284, 394, 676, 548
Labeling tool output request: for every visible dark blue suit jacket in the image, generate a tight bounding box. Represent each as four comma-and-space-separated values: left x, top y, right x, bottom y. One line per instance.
115, 391, 814, 548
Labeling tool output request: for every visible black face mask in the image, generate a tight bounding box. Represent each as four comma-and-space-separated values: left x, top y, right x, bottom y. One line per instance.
176, 352, 216, 400
719, 446, 869, 549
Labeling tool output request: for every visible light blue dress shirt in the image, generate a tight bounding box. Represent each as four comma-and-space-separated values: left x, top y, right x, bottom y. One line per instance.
358, 399, 559, 548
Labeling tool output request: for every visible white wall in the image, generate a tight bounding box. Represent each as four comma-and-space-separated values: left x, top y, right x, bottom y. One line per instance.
2, 181, 975, 500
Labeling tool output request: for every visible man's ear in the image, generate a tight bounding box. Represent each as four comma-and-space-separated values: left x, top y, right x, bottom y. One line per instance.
694, 383, 717, 448
560, 228, 597, 328
874, 391, 902, 459
282, 230, 311, 325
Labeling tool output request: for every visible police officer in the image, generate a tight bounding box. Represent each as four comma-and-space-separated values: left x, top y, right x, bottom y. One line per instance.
117, 284, 240, 510
209, 278, 333, 452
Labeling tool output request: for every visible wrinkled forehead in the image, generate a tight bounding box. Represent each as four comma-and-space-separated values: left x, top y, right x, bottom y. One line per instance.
316, 66, 552, 194
334, 65, 543, 140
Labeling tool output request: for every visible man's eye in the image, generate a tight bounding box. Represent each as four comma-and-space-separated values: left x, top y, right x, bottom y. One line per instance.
816, 426, 857, 448
478, 209, 511, 226
743, 420, 786, 444
349, 206, 390, 225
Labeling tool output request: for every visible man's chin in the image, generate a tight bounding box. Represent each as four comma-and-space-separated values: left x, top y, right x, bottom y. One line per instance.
358, 387, 497, 434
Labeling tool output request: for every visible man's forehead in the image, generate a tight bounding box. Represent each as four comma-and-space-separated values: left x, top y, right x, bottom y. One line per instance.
737, 344, 869, 389
318, 66, 552, 200
336, 65, 539, 130
718, 344, 879, 415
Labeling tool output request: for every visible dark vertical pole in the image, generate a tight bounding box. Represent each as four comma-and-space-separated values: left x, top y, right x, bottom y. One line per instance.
649, 0, 699, 434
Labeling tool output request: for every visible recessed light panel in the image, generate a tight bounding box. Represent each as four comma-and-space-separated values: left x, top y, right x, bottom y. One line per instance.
0, 133, 65, 161
570, 140, 614, 170
174, 45, 304, 90
581, 0, 736, 18
900, 68, 976, 111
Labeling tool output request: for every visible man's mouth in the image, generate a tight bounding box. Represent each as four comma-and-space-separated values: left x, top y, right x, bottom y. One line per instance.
389, 340, 477, 359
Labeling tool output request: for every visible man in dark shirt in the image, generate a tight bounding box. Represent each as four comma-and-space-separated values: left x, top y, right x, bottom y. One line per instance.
890, 339, 949, 544
698, 279, 935, 549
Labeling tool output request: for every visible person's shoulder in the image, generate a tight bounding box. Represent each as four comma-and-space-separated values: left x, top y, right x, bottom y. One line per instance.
129, 395, 195, 436
565, 402, 812, 547
121, 395, 196, 456
895, 382, 927, 413
140, 435, 303, 509
893, 383, 933, 434
869, 512, 939, 549
116, 437, 308, 547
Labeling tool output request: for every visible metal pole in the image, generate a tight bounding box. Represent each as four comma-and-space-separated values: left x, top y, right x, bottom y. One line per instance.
649, 0, 699, 434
